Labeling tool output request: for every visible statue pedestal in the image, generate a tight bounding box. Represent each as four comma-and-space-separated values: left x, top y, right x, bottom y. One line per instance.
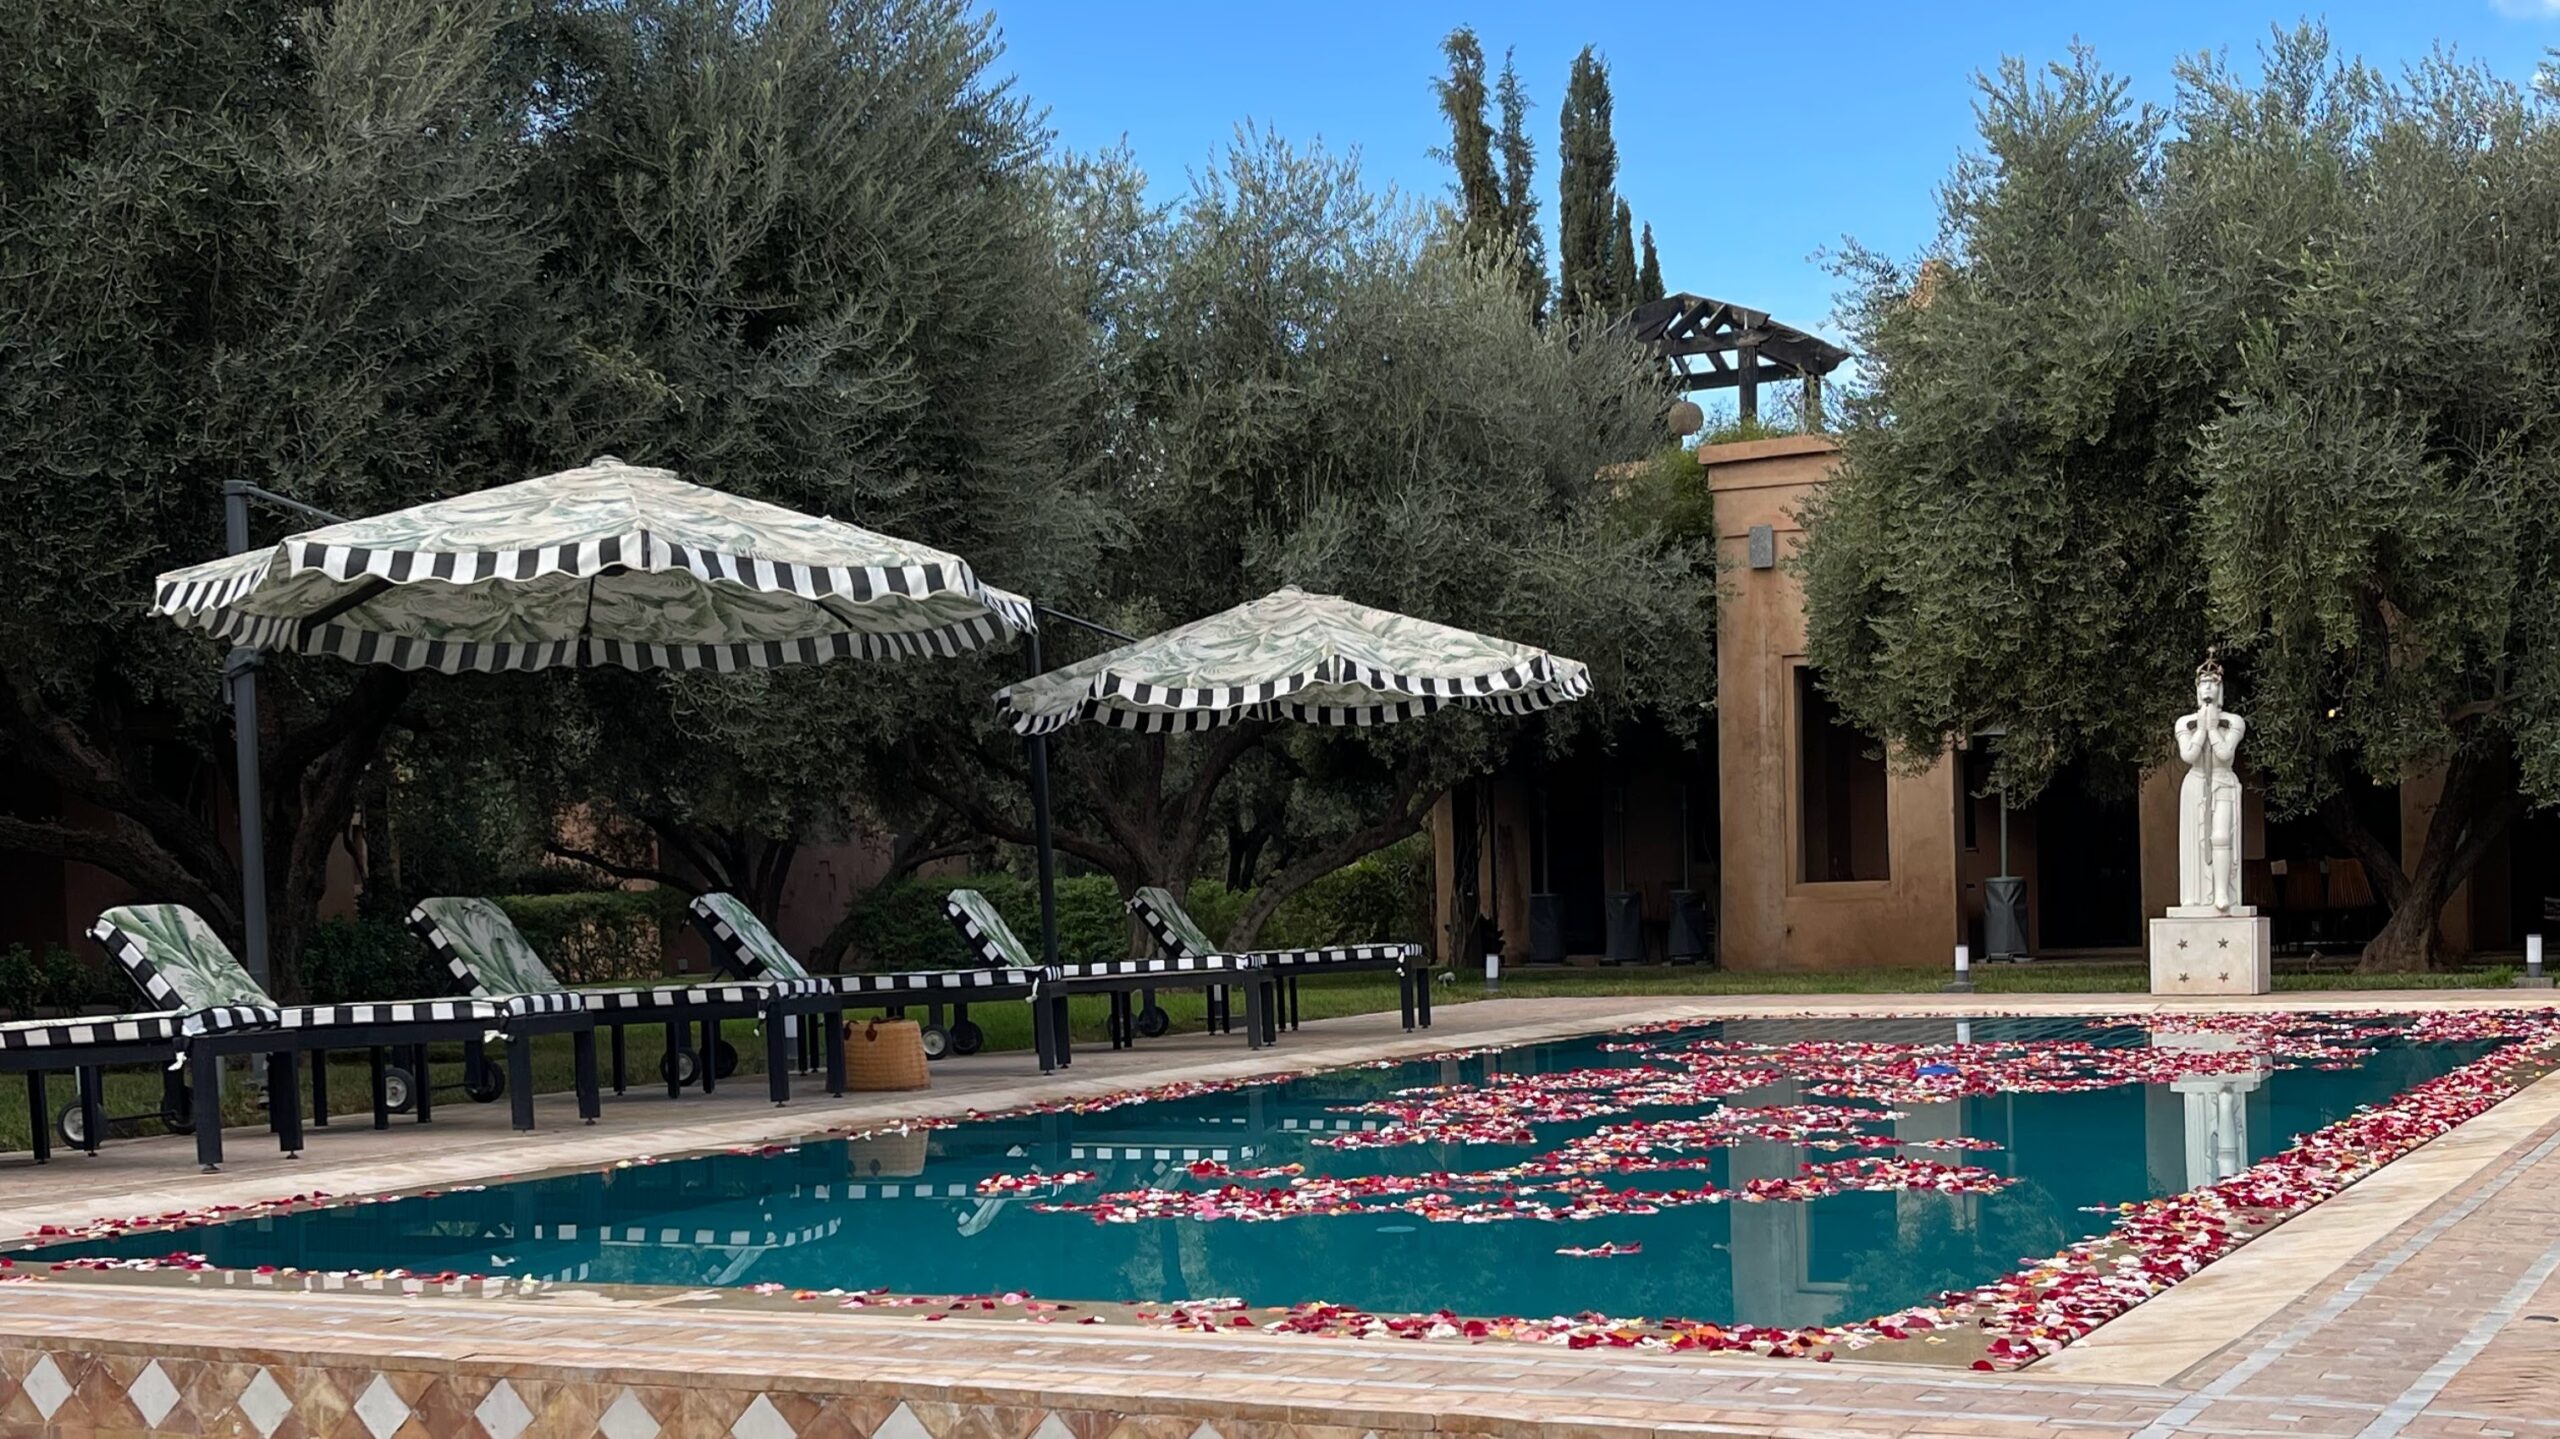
2149, 913, 2272, 996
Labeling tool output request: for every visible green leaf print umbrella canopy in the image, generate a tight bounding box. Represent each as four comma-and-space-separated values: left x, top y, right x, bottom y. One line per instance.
994, 586, 1589, 735
150, 457, 1035, 673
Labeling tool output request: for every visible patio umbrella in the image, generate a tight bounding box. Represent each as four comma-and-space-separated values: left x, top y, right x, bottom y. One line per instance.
993, 586, 1588, 735
151, 456, 1035, 987
993, 585, 1588, 986
152, 456, 1033, 673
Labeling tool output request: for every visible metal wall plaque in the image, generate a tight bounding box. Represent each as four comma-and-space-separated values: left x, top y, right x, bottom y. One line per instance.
1747, 524, 1776, 569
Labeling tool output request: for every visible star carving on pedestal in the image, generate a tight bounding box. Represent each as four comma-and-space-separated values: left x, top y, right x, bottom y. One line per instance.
2176, 939, 2191, 950
2176, 972, 2191, 982
2218, 937, 2232, 949
2218, 971, 2231, 982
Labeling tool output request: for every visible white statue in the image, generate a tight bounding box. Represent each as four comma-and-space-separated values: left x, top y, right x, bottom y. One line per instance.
2174, 653, 2248, 914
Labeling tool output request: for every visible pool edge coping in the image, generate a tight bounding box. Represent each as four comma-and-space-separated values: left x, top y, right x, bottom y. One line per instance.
2022, 1059, 2560, 1388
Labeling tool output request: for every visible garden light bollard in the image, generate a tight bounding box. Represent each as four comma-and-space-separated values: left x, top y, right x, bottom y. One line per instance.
1484, 950, 1501, 992
2521, 934, 2552, 989
1945, 943, 1973, 993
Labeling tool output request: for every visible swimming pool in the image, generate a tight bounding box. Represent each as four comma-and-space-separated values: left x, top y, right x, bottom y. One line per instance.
19, 1009, 2558, 1364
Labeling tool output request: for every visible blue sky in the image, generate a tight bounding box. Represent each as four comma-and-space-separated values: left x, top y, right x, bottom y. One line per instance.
995, 1, 2559, 374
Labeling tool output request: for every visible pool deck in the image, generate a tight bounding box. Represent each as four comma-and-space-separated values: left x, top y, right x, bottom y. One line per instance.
5, 989, 2559, 1437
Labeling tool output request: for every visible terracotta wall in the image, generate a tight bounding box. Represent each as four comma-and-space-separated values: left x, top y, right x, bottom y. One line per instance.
1706, 436, 1959, 971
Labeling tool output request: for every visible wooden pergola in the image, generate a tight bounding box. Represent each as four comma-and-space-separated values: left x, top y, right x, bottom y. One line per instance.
1618, 293, 1851, 425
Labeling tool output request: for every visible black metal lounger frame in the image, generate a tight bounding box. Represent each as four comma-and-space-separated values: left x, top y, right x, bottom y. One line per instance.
407, 905, 851, 1107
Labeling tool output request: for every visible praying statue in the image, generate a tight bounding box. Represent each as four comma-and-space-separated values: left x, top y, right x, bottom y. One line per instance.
2174, 652, 2248, 913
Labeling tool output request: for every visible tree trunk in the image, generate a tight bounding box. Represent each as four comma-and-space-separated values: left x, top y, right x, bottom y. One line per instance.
1228, 771, 1438, 950
0, 664, 406, 1001
2356, 744, 2521, 973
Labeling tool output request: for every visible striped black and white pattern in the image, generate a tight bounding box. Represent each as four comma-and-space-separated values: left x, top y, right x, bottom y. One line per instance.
580, 983, 773, 1012
404, 905, 548, 1006
1000, 654, 1590, 736
1050, 954, 1258, 980
190, 606, 1022, 676
0, 1012, 183, 1051
1257, 943, 1423, 969
831, 968, 1033, 996
150, 459, 1038, 678
276, 999, 504, 1029
490, 990, 586, 1018
85, 918, 283, 1040
1128, 890, 1421, 975
690, 902, 778, 982
943, 896, 1033, 970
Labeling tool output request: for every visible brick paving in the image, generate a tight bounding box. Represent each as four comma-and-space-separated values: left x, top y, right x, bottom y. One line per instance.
3, 990, 2559, 1436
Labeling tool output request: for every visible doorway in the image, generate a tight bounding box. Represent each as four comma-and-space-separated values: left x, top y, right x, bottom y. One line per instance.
1530, 775, 1609, 955
2035, 761, 2142, 951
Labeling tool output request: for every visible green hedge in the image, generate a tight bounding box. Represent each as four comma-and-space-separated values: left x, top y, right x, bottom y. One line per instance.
298, 917, 443, 1003
836, 837, 1434, 973
0, 942, 126, 1018
836, 874, 1132, 970
497, 889, 687, 984
298, 891, 682, 1000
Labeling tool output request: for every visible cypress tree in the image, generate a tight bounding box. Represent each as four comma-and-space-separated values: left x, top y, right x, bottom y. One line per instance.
1555, 46, 1617, 322
1607, 197, 1639, 317
1433, 28, 1503, 255
1639, 221, 1664, 302
1493, 49, 1550, 319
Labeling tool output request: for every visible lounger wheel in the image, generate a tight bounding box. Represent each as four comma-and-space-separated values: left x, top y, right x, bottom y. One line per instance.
463, 1070, 506, 1105
948, 1019, 984, 1055
918, 1026, 952, 1060
54, 1102, 91, 1148
382, 1065, 417, 1115
713, 1040, 739, 1078
1136, 1004, 1171, 1039
660, 1048, 701, 1087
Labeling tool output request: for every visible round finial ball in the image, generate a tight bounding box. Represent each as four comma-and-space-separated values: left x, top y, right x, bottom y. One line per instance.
1667, 400, 1704, 437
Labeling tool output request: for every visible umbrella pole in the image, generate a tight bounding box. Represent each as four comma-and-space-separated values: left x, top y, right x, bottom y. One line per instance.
223, 484, 273, 994
1023, 630, 1067, 1067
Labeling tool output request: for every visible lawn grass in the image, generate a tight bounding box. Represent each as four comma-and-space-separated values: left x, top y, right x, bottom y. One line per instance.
1, 959, 2521, 1156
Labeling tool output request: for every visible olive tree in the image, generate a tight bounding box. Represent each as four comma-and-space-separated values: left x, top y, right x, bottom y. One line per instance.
903, 132, 1716, 946
1802, 31, 2560, 970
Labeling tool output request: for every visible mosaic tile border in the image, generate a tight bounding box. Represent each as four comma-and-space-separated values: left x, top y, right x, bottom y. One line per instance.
0, 1339, 1568, 1439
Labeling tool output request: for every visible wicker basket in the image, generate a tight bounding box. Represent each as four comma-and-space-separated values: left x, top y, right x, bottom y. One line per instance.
846, 1130, 930, 1178
847, 1017, 931, 1092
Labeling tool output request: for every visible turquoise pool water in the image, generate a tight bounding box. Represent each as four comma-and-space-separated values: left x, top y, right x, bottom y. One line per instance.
15, 1014, 2503, 1329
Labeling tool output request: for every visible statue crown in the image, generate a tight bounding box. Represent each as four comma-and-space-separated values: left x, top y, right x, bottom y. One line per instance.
2195, 648, 2224, 683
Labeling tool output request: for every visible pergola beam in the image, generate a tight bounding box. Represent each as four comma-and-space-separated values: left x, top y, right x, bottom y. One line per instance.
1622, 291, 1849, 425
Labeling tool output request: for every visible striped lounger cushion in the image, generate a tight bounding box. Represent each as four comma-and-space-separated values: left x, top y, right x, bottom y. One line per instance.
86, 907, 286, 1039
578, 983, 778, 1012
1050, 954, 1256, 980
276, 998, 506, 1029
0, 1012, 183, 1050
831, 968, 1025, 996
1255, 943, 1423, 968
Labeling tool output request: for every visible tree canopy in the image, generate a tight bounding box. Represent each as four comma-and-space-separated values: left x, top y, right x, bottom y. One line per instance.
897, 131, 1716, 946
0, 0, 1714, 981
1800, 30, 2560, 969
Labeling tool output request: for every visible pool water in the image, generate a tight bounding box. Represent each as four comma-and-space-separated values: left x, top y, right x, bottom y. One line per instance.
17, 1014, 2505, 1329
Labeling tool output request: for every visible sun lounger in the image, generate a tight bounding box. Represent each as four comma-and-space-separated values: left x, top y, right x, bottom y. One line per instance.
942, 888, 1265, 1070
0, 1011, 209, 1163
90, 904, 595, 1170
1127, 886, 1431, 1032
689, 893, 1040, 1071
409, 896, 841, 1105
